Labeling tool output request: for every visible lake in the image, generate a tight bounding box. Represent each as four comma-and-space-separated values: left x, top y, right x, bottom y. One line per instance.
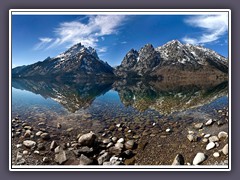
12, 78, 228, 134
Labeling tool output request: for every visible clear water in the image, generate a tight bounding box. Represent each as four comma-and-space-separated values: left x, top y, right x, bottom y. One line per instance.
11, 78, 228, 129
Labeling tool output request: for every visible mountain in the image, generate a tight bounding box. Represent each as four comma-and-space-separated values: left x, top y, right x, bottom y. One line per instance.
115, 40, 228, 81
12, 43, 114, 79
12, 40, 228, 81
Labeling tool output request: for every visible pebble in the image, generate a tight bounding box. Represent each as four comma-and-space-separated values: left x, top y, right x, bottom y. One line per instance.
125, 140, 135, 150
117, 138, 124, 143
187, 134, 197, 142
222, 144, 228, 155
24, 130, 31, 138
37, 143, 45, 151
112, 137, 117, 142
194, 123, 203, 129
38, 122, 46, 126
16, 144, 22, 148
57, 123, 62, 129
218, 131, 228, 140
102, 139, 111, 144
43, 157, 50, 163
206, 142, 215, 150
116, 123, 121, 128
213, 152, 220, 157
166, 128, 171, 132
115, 142, 124, 149
217, 120, 224, 126
193, 152, 206, 165
23, 140, 36, 148
205, 119, 213, 126
79, 154, 93, 165
78, 132, 96, 146
106, 142, 113, 148
50, 141, 57, 151
188, 130, 194, 134
204, 134, 211, 138
54, 146, 61, 153
35, 131, 43, 136
54, 149, 67, 165
34, 150, 40, 154
172, 154, 184, 165
66, 128, 74, 132
23, 150, 28, 155
74, 146, 93, 156
16, 152, 25, 165
97, 152, 111, 165
202, 138, 209, 143
209, 136, 219, 142
40, 133, 50, 140
23, 125, 32, 130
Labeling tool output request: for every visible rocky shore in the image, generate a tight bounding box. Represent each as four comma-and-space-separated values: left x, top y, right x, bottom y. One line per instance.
11, 107, 229, 166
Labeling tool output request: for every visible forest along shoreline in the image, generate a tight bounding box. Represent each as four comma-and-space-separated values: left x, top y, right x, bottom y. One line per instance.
11, 105, 228, 166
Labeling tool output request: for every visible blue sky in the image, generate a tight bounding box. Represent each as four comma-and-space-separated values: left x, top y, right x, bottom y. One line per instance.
12, 13, 229, 67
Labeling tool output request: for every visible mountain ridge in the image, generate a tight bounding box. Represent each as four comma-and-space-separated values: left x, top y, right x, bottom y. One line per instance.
12, 40, 228, 81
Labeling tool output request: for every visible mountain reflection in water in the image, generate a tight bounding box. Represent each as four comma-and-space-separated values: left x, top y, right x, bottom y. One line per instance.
12, 78, 228, 115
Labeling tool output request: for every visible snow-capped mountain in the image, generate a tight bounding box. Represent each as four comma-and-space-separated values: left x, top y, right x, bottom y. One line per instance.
115, 40, 228, 79
12, 43, 114, 79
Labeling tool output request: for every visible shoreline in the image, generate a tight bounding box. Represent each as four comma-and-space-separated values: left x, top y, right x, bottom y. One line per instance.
11, 106, 229, 166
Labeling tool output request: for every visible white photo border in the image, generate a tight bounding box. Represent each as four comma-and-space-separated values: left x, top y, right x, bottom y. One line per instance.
9, 9, 231, 171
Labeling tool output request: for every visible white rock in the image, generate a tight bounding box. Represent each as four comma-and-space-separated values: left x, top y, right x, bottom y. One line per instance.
152, 123, 156, 126
166, 128, 171, 132
35, 131, 42, 136
222, 144, 228, 155
117, 138, 124, 143
209, 136, 219, 142
16, 144, 22, 148
54, 146, 61, 153
112, 137, 117, 142
206, 142, 216, 150
116, 124, 121, 128
23, 150, 28, 155
34, 150, 40, 154
204, 134, 211, 138
205, 119, 213, 126
218, 131, 228, 140
187, 134, 197, 142
115, 142, 124, 149
193, 152, 206, 165
213, 152, 220, 157
23, 140, 36, 148
188, 130, 194, 134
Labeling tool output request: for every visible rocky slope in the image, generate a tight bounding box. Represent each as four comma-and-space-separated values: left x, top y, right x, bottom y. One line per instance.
12, 43, 114, 79
115, 40, 228, 80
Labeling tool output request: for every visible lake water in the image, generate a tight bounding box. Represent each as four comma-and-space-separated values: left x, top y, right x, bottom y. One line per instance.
11, 78, 228, 134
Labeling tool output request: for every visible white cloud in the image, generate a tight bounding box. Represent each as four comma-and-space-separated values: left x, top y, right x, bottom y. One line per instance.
34, 38, 52, 50
121, 41, 127, 44
35, 15, 126, 52
182, 13, 228, 45
97, 47, 107, 53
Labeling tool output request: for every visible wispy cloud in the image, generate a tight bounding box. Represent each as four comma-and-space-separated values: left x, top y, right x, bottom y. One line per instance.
34, 38, 53, 50
35, 15, 126, 52
182, 13, 228, 45
121, 41, 127, 44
